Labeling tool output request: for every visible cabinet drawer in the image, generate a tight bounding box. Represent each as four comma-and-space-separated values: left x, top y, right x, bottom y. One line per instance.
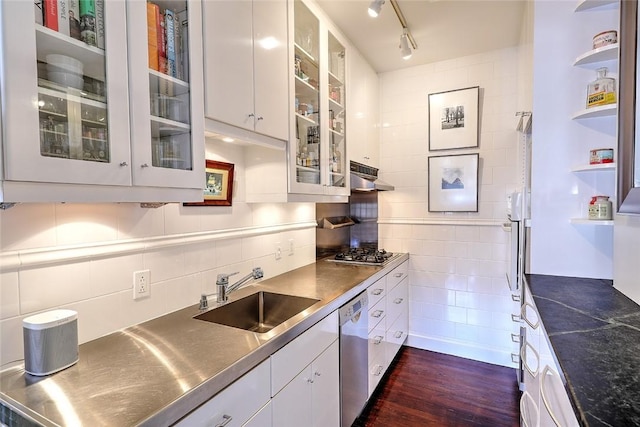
385, 308, 408, 363
387, 261, 408, 290
176, 358, 271, 427
271, 311, 338, 396
368, 324, 386, 369
386, 276, 408, 325
367, 297, 386, 333
367, 277, 386, 308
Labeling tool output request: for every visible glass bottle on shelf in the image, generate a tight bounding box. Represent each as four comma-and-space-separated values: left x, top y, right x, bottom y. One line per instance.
586, 67, 616, 108
35, 2, 109, 164
328, 30, 346, 188
146, 3, 193, 171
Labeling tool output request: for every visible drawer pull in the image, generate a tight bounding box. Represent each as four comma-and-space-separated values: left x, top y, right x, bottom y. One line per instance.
511, 353, 519, 364
511, 333, 520, 343
511, 314, 521, 322
373, 365, 384, 376
394, 331, 404, 339
372, 288, 383, 296
372, 310, 384, 318
373, 335, 384, 344
512, 294, 521, 302
216, 415, 232, 427
393, 298, 403, 304
314, 371, 322, 377
307, 377, 314, 384
394, 272, 404, 278
521, 302, 540, 329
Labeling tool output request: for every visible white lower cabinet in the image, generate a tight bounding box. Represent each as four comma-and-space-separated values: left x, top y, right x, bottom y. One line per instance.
520, 281, 579, 427
271, 312, 339, 427
243, 402, 272, 427
272, 340, 339, 427
175, 358, 271, 427
366, 260, 409, 398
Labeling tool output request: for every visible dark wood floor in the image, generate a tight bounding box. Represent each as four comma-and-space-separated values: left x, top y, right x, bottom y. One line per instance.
354, 346, 521, 427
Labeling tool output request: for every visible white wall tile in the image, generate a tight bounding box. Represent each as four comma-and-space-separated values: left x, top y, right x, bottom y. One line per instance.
90, 254, 144, 297
20, 262, 92, 314
0, 271, 20, 319
55, 203, 120, 246
0, 204, 57, 251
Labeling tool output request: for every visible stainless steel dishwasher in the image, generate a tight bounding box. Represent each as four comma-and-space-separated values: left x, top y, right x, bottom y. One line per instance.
339, 290, 369, 427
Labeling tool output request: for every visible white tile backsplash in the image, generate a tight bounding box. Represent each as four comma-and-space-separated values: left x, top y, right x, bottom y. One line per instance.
379, 45, 526, 367
0, 199, 316, 364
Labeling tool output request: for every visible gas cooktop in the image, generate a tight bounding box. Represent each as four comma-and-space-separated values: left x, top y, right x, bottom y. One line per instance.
327, 248, 399, 266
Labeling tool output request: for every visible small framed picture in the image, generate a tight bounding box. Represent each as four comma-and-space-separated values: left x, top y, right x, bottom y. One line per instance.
428, 86, 480, 151
184, 160, 234, 206
428, 153, 479, 212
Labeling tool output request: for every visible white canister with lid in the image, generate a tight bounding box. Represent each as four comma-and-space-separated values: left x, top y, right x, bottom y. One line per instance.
591, 196, 613, 220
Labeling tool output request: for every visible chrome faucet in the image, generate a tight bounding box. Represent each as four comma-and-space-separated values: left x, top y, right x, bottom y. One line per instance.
199, 267, 264, 310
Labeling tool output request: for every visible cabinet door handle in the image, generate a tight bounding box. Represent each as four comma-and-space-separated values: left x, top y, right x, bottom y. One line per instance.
540, 366, 570, 427
141, 163, 149, 168
371, 310, 384, 318
373, 365, 384, 376
373, 335, 384, 344
372, 288, 383, 296
394, 272, 404, 278
394, 331, 404, 339
215, 414, 232, 427
521, 341, 539, 376
307, 377, 314, 384
119, 161, 128, 167
256, 116, 264, 121
521, 302, 540, 329
393, 298, 403, 304
511, 333, 520, 343
511, 353, 519, 364
248, 113, 255, 118
314, 371, 321, 377
511, 314, 521, 323
512, 294, 521, 302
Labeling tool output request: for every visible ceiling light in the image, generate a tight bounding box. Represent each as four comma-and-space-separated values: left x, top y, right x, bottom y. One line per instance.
368, 0, 384, 17
400, 29, 412, 60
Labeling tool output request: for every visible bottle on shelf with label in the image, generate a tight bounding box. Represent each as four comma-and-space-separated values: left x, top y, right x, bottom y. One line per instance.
586, 67, 616, 108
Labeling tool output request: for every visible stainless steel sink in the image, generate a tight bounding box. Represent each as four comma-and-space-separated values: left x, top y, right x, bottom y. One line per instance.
194, 291, 320, 333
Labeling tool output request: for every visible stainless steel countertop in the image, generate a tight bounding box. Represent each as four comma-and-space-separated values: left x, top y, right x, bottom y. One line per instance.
0, 254, 409, 427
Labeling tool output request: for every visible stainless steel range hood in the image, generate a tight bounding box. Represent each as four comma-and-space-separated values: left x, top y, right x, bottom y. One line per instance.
350, 161, 394, 192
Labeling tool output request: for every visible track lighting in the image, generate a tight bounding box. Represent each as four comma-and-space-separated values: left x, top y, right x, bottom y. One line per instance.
368, 0, 385, 17
400, 28, 412, 60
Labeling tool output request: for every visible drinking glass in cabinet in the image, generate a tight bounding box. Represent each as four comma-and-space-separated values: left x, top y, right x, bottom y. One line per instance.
34, 0, 110, 164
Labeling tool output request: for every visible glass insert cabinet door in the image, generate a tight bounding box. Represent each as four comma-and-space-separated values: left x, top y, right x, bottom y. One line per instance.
127, 0, 204, 190
328, 30, 346, 189
293, 0, 321, 187
0, 0, 131, 185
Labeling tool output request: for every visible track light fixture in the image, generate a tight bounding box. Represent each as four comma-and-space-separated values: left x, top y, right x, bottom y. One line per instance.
400, 28, 412, 60
368, 0, 385, 18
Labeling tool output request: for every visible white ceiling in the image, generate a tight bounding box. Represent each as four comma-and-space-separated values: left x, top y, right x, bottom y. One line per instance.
315, 0, 528, 73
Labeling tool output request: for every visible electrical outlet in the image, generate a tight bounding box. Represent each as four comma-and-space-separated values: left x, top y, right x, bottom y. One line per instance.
275, 242, 282, 260
288, 239, 295, 255
133, 270, 150, 300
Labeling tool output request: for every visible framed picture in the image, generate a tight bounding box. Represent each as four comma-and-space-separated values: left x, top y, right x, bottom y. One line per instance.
428, 86, 479, 151
184, 160, 234, 206
428, 153, 479, 212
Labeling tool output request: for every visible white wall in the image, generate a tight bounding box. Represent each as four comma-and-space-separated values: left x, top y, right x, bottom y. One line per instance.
530, 0, 617, 279
0, 141, 317, 367
614, 215, 640, 304
377, 44, 530, 367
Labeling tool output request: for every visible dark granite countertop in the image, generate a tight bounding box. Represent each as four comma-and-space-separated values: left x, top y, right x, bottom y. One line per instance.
526, 274, 640, 427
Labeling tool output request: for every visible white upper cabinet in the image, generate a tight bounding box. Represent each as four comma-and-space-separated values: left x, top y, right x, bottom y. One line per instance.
0, 0, 204, 203
202, 0, 288, 141
288, 0, 348, 199
347, 49, 379, 168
